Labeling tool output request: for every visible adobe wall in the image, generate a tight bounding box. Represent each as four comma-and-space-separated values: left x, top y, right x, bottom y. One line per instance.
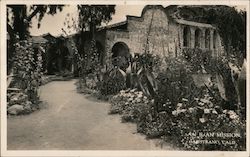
105, 6, 180, 63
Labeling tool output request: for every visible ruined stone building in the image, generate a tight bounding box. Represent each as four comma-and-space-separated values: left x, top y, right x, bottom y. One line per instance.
84, 5, 225, 66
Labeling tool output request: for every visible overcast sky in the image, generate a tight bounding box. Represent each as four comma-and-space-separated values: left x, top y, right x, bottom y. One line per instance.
30, 5, 145, 36
29, 5, 246, 36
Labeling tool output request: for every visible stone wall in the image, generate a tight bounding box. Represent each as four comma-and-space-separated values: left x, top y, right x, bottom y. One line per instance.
106, 6, 180, 60
103, 5, 224, 67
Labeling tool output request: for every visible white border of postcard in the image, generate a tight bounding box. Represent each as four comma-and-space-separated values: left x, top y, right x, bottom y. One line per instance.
1, 0, 250, 157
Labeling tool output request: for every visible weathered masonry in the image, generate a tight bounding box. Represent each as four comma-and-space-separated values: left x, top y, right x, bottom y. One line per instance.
75, 5, 224, 66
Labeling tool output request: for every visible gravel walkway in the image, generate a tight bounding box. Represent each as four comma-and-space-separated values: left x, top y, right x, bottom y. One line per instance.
7, 79, 172, 150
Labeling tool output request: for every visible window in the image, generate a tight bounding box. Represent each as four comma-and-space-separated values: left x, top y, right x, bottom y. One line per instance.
194, 28, 201, 48
205, 29, 210, 49
183, 26, 191, 47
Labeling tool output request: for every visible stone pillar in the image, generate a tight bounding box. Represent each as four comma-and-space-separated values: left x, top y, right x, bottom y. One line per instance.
201, 29, 206, 49
210, 30, 214, 57
190, 27, 195, 48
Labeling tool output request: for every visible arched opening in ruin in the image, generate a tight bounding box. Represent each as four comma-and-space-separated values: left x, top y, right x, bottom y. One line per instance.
111, 42, 131, 70
213, 30, 218, 49
194, 28, 201, 48
183, 26, 191, 47
205, 29, 210, 49
46, 38, 70, 75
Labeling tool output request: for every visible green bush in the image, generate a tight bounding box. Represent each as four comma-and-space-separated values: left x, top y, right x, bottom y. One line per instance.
108, 54, 246, 151
167, 88, 246, 150
99, 68, 126, 96
11, 40, 43, 103
154, 57, 196, 112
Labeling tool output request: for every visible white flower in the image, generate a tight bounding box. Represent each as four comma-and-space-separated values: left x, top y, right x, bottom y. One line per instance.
130, 89, 136, 92
229, 114, 239, 120
138, 91, 143, 95
180, 109, 187, 113
198, 102, 204, 106
188, 107, 195, 113
128, 98, 133, 102
204, 108, 210, 114
136, 98, 141, 103
199, 118, 206, 123
223, 110, 228, 114
172, 110, 177, 116
228, 110, 236, 115
177, 103, 182, 108
228, 110, 239, 120
212, 110, 218, 114
182, 98, 188, 102
138, 94, 143, 98
38, 56, 42, 61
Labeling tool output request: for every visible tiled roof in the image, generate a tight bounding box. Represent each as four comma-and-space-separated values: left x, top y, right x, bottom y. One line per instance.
98, 21, 127, 31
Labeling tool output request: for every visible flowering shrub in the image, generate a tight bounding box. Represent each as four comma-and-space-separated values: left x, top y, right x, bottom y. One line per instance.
168, 88, 246, 150
109, 89, 152, 122
12, 40, 44, 103
182, 48, 212, 73
154, 57, 196, 112
133, 53, 161, 72
108, 54, 245, 150
7, 40, 44, 115
99, 68, 126, 96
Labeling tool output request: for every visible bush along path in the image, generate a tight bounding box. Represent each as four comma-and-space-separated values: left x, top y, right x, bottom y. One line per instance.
78, 53, 246, 151
8, 79, 173, 150
7, 40, 44, 115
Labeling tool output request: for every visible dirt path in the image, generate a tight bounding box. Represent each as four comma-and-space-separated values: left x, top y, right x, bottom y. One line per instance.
7, 79, 172, 150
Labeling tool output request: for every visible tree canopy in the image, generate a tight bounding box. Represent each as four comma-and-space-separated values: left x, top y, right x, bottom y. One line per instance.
7, 5, 64, 39
77, 5, 115, 39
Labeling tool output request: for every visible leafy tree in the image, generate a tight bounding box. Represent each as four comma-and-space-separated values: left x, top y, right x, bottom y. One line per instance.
77, 5, 115, 39
7, 5, 64, 40
75, 5, 115, 76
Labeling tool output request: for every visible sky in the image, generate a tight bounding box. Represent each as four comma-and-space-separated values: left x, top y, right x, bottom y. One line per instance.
29, 5, 145, 36
29, 5, 246, 37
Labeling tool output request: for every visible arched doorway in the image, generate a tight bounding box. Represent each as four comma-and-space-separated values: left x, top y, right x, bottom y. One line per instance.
183, 26, 191, 47
111, 42, 131, 71
46, 38, 70, 75
194, 28, 201, 48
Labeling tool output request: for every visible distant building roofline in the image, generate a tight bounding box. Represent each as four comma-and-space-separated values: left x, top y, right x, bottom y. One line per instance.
98, 21, 127, 31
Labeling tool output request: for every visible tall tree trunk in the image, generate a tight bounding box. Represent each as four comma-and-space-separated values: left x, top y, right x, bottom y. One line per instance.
12, 5, 29, 40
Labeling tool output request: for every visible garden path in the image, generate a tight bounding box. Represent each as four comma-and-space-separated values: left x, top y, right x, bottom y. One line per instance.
7, 79, 172, 150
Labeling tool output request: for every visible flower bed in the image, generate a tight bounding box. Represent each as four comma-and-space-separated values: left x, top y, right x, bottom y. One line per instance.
108, 55, 246, 151
109, 86, 246, 150
109, 89, 152, 123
